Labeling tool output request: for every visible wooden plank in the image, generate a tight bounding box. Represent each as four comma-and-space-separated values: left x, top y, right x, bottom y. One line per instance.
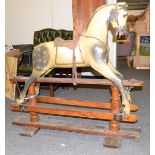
5, 56, 18, 100
103, 137, 122, 148
37, 96, 139, 112
9, 104, 138, 123
19, 126, 39, 137
12, 116, 141, 139
121, 127, 141, 133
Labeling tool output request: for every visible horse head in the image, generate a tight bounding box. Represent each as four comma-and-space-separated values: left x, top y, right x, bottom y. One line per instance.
109, 2, 128, 38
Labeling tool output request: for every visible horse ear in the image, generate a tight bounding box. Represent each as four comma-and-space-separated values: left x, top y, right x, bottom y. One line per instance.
117, 2, 128, 10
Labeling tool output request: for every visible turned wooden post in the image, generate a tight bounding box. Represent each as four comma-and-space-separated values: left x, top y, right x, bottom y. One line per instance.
28, 82, 40, 122
109, 85, 120, 132
48, 74, 54, 97
49, 84, 54, 97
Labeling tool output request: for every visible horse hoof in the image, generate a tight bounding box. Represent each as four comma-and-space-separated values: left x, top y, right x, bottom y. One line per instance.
126, 93, 131, 103
122, 102, 130, 117
118, 73, 124, 79
16, 98, 25, 105
123, 106, 130, 117
114, 114, 122, 121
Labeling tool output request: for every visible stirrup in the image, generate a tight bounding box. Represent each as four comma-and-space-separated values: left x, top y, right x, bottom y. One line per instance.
16, 92, 39, 105
114, 107, 129, 121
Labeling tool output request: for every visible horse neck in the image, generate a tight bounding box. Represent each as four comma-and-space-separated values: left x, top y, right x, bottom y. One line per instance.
82, 5, 114, 44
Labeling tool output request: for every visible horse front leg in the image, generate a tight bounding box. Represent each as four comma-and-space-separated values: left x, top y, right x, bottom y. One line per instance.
108, 60, 124, 79
93, 63, 130, 116
106, 45, 123, 79
88, 46, 130, 116
108, 61, 131, 103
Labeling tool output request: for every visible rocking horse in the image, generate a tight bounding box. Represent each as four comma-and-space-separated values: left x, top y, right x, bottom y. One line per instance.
16, 2, 130, 116
10, 2, 144, 148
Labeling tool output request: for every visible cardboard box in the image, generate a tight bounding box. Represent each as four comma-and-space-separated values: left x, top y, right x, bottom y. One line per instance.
133, 56, 150, 69
133, 35, 150, 69
133, 21, 148, 34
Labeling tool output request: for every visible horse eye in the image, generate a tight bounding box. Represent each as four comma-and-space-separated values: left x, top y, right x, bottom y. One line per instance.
123, 14, 127, 17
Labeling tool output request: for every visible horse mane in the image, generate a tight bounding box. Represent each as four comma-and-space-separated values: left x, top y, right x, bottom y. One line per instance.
93, 3, 126, 16
85, 3, 121, 32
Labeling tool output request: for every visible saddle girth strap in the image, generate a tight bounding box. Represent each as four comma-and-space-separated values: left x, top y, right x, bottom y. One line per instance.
72, 48, 78, 85
54, 37, 79, 85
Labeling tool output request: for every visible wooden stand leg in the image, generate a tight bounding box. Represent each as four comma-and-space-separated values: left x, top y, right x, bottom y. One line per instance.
109, 86, 120, 132
104, 86, 122, 148
48, 74, 54, 97
28, 83, 40, 122
77, 68, 82, 78
49, 84, 54, 97
19, 82, 40, 136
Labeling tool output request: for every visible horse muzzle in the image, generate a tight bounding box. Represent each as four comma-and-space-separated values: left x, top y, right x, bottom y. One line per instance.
115, 26, 128, 37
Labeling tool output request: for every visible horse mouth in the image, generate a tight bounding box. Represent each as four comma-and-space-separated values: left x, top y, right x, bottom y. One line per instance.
116, 27, 127, 37
115, 27, 128, 41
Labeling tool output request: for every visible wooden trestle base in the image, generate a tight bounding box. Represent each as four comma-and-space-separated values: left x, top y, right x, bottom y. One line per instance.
9, 77, 144, 148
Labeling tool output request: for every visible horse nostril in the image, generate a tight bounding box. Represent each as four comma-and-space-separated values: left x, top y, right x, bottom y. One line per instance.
125, 33, 128, 37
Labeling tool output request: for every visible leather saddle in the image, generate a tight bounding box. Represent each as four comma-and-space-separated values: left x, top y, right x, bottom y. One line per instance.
54, 37, 78, 50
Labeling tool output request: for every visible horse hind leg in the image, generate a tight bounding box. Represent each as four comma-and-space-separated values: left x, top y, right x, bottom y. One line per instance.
16, 73, 38, 105
34, 68, 53, 96
16, 68, 51, 105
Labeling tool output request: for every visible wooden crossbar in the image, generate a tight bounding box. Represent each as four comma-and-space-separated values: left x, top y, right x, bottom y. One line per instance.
37, 96, 139, 112
9, 104, 138, 123
10, 77, 144, 87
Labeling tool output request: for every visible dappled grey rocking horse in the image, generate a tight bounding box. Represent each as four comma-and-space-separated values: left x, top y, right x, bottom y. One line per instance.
16, 3, 131, 116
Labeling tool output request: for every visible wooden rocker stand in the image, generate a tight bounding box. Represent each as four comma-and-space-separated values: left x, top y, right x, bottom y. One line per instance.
9, 77, 143, 148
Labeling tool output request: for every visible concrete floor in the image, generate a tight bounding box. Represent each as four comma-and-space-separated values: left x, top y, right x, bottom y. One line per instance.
6, 60, 150, 155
